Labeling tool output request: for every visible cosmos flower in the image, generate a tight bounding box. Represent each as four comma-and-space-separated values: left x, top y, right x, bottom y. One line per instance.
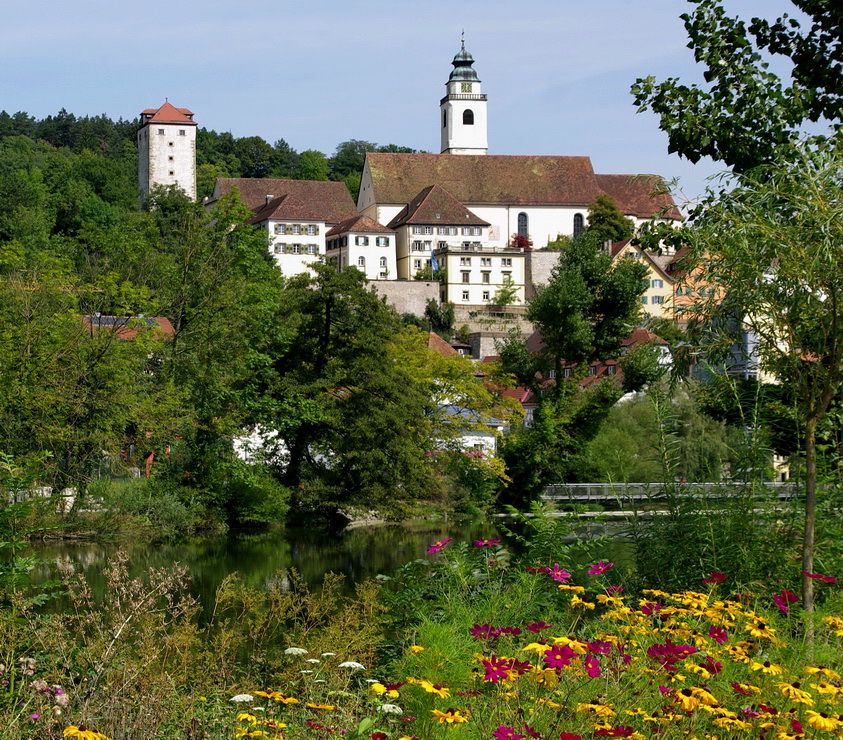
772, 589, 799, 615
702, 571, 727, 584
588, 561, 614, 575
493, 727, 525, 740
474, 538, 501, 548
427, 538, 451, 554
805, 571, 837, 584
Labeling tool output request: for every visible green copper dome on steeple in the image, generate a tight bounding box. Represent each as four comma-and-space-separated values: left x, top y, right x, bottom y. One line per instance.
448, 40, 480, 82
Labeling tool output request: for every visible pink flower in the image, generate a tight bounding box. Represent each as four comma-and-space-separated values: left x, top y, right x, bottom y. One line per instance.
772, 589, 799, 614
588, 560, 614, 575
474, 538, 501, 548
550, 563, 571, 582
708, 625, 728, 644
584, 654, 602, 677
559, 734, 582, 740
805, 571, 837, 584
525, 565, 551, 574
640, 601, 662, 616
470, 623, 501, 640
543, 644, 576, 669
493, 727, 526, 740
426, 538, 452, 554
606, 585, 624, 594
595, 727, 636, 737
522, 724, 541, 738
702, 571, 727, 584
526, 620, 553, 633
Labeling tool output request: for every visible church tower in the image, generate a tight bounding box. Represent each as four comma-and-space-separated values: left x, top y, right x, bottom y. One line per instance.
137, 102, 197, 202
440, 40, 488, 155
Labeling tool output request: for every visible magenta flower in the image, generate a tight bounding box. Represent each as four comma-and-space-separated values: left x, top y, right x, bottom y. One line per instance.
29, 714, 39, 721
470, 623, 501, 640
702, 571, 727, 584
522, 724, 541, 738
646, 638, 698, 671
731, 682, 752, 696
499, 626, 522, 637
805, 571, 838, 584
708, 625, 728, 644
595, 727, 636, 737
474, 538, 501, 548
584, 654, 602, 677
493, 727, 526, 740
543, 644, 576, 669
525, 565, 551, 574
640, 601, 663, 616
587, 640, 613, 654
550, 563, 571, 582
559, 733, 583, 740
481, 656, 530, 683
426, 538, 452, 554
371, 733, 387, 740
699, 655, 722, 675
772, 589, 799, 614
658, 686, 671, 694
588, 560, 614, 575
606, 585, 624, 594
526, 620, 553, 633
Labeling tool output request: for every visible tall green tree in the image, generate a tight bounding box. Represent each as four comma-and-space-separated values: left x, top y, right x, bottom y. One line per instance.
586, 194, 634, 244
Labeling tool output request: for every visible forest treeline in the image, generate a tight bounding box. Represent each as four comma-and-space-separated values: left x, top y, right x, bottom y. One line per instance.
0, 107, 419, 200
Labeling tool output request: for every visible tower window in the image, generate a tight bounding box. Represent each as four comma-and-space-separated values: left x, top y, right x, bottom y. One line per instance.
573, 213, 584, 238
443, 110, 447, 128
463, 109, 474, 125
157, 129, 164, 135
358, 257, 365, 268
517, 212, 528, 237
179, 129, 186, 136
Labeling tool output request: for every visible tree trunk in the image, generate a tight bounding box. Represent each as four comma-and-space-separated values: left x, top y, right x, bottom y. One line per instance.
801, 417, 817, 612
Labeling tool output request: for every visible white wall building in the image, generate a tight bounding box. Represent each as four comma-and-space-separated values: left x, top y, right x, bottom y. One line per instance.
137, 102, 197, 201
326, 214, 396, 280
440, 42, 488, 155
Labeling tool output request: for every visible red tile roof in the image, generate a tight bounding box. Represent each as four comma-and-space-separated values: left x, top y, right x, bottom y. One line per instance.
325, 214, 394, 237
427, 331, 459, 357
82, 315, 174, 340
387, 185, 489, 229
140, 102, 196, 125
213, 178, 358, 222
249, 194, 333, 224
595, 174, 682, 221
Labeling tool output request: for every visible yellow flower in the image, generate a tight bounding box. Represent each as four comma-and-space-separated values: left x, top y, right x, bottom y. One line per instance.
746, 621, 777, 640
234, 730, 266, 738
305, 702, 335, 711
690, 686, 719, 706
419, 680, 450, 699
594, 723, 643, 739
64, 727, 109, 740
551, 636, 588, 654
409, 645, 425, 653
750, 660, 783, 675
675, 688, 701, 712
571, 595, 596, 610
712, 717, 751, 730
775, 681, 814, 705
596, 594, 624, 606
522, 642, 551, 654
810, 681, 840, 696
805, 710, 840, 731
431, 708, 469, 724
371, 683, 400, 699
575, 702, 616, 717
822, 616, 843, 636
558, 584, 586, 593
236, 713, 259, 724
255, 690, 298, 704
806, 665, 842, 680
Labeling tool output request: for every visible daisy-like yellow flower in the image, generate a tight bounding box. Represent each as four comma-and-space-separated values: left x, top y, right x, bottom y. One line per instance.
305, 702, 336, 711
732, 682, 761, 695
371, 683, 400, 699
690, 686, 719, 706
236, 713, 259, 724
558, 584, 586, 593
822, 616, 843, 636
810, 681, 840, 696
431, 708, 469, 724
571, 594, 596, 610
419, 680, 450, 699
234, 731, 266, 739
63, 728, 109, 740
712, 717, 751, 730
528, 665, 559, 687
596, 594, 624, 606
675, 688, 701, 712
408, 645, 425, 653
551, 636, 588, 653
254, 690, 298, 704
575, 702, 616, 717
805, 710, 840, 731
806, 665, 842, 680
746, 621, 777, 640
775, 681, 814, 705
522, 642, 551, 654
750, 660, 783, 675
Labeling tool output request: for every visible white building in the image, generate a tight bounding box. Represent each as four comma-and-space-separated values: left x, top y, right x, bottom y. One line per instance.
137, 102, 197, 201
440, 41, 488, 155
325, 214, 396, 280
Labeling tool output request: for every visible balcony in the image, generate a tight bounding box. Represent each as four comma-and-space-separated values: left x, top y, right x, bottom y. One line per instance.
440, 93, 488, 104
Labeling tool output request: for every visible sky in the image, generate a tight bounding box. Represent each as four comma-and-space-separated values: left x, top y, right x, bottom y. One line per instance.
0, 0, 813, 203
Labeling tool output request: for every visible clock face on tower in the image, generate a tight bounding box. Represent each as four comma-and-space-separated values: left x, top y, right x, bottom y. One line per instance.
461, 82, 473, 93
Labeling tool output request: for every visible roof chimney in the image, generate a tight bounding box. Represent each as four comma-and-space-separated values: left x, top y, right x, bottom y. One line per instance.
265, 195, 274, 205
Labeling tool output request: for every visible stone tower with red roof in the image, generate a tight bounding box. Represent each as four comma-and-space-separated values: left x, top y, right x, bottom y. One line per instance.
137, 102, 197, 201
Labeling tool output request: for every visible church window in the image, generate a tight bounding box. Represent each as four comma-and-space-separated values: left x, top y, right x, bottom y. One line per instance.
358, 256, 365, 268
517, 212, 528, 237
573, 213, 584, 237
443, 110, 447, 128
463, 109, 474, 125
379, 257, 387, 267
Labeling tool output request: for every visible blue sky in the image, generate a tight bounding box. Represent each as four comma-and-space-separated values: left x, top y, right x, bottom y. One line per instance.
1, 0, 811, 202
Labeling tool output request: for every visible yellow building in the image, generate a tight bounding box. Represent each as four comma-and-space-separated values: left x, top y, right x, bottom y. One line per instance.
610, 239, 674, 319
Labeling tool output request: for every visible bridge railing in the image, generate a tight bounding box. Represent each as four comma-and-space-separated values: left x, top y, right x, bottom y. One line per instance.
542, 481, 799, 506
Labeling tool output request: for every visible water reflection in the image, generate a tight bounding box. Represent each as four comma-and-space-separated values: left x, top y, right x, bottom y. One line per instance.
28, 519, 501, 614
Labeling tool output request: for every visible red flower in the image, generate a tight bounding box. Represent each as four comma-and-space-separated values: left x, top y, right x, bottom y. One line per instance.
773, 589, 799, 614
595, 726, 636, 736
526, 621, 553, 633
702, 571, 727, 584
559, 733, 582, 740
543, 644, 576, 669
708, 625, 728, 644
493, 727, 526, 740
805, 571, 838, 584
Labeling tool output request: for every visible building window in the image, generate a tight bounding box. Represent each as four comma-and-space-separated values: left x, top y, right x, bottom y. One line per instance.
274, 244, 286, 254
168, 155, 174, 162
607, 365, 617, 376
502, 271, 511, 280
414, 259, 422, 270
438, 241, 447, 249
588, 365, 597, 376
463, 109, 474, 125
481, 272, 490, 284
563, 368, 572, 378
501, 258, 512, 267
157, 129, 164, 135
443, 110, 447, 128
292, 244, 302, 254
437, 226, 448, 235
379, 272, 387, 278
423, 241, 432, 250
358, 256, 365, 268
651, 279, 664, 288
461, 271, 470, 283
412, 226, 423, 234
307, 244, 317, 255
641, 296, 648, 304
481, 257, 491, 266
652, 295, 664, 304
168, 142, 174, 147
462, 227, 471, 236
355, 236, 369, 246
482, 291, 490, 301
168, 170, 174, 176
273, 224, 284, 235
292, 225, 301, 235
179, 129, 186, 136
412, 241, 423, 251
548, 370, 557, 379
573, 213, 584, 237
449, 226, 458, 235
517, 212, 528, 237
307, 224, 317, 235
471, 226, 481, 236
460, 257, 471, 266
424, 226, 433, 234
462, 290, 470, 301
379, 256, 387, 267
375, 236, 389, 246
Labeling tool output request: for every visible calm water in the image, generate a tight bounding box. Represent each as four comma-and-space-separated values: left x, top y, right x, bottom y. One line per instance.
28, 519, 503, 612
